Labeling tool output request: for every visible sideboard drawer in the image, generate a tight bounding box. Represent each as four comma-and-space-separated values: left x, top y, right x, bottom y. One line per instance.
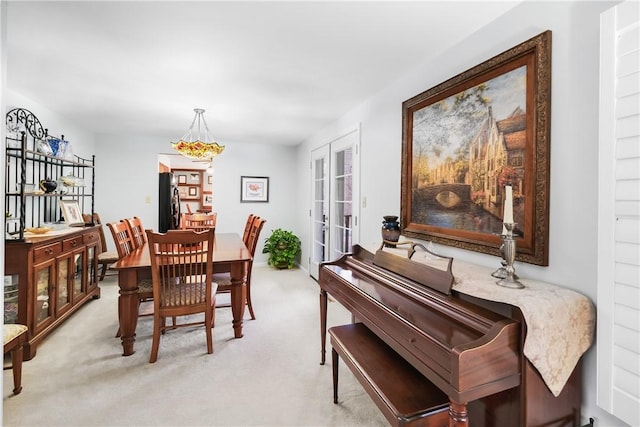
33, 242, 62, 263
83, 231, 100, 245
63, 236, 83, 252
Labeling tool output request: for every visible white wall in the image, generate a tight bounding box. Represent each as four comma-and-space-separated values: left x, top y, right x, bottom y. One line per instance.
94, 133, 297, 265
6, 89, 96, 160
296, 1, 626, 426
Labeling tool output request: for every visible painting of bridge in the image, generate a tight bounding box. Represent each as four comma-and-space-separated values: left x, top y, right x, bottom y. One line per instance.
409, 65, 527, 236
400, 31, 551, 266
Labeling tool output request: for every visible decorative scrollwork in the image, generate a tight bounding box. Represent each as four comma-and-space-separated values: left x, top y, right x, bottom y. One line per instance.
6, 108, 47, 139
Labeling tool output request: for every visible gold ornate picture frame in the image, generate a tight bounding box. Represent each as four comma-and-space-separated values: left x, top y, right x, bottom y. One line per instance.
401, 31, 551, 266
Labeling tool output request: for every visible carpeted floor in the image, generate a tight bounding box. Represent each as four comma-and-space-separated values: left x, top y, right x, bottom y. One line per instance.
2, 266, 386, 426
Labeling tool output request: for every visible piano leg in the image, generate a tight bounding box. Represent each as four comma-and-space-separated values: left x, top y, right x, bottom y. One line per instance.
449, 401, 469, 427
332, 347, 339, 404
320, 289, 328, 365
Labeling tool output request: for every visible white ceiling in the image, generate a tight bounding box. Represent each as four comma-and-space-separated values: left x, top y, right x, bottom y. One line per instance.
6, 1, 519, 146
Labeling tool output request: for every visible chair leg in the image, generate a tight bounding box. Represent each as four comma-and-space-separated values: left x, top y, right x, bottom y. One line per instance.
11, 343, 24, 395
246, 282, 255, 320
150, 315, 162, 363
205, 309, 213, 354
99, 264, 108, 281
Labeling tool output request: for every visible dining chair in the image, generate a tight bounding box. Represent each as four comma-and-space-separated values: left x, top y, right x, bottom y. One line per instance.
124, 216, 147, 249
83, 213, 119, 281
242, 214, 255, 243
181, 213, 217, 232
145, 229, 218, 363
107, 221, 154, 336
3, 323, 28, 395
214, 216, 266, 320
108, 221, 137, 258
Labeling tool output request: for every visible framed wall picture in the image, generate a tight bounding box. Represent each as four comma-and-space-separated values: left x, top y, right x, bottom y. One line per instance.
202, 193, 213, 207
177, 174, 187, 185
187, 172, 201, 185
400, 31, 551, 266
60, 200, 84, 225
179, 186, 199, 200
240, 176, 269, 203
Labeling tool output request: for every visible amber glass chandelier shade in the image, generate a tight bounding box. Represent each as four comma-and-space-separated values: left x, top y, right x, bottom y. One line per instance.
172, 108, 225, 161
171, 140, 225, 160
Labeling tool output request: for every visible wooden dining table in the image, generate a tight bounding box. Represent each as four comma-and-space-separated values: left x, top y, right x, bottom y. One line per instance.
112, 232, 252, 356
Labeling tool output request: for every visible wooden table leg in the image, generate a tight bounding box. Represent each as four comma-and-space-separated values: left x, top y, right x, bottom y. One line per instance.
230, 262, 246, 338
118, 269, 140, 356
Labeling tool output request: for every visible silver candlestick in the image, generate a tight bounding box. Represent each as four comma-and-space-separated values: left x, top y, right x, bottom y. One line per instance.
494, 223, 524, 289
491, 237, 519, 280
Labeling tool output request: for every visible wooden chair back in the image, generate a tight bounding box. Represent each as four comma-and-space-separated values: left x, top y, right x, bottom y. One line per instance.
124, 216, 147, 249
83, 213, 108, 253
181, 213, 217, 232
145, 228, 217, 362
107, 221, 136, 258
246, 217, 267, 257
242, 214, 255, 245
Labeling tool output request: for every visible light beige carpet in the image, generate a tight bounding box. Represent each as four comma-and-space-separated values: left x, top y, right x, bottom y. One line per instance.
2, 266, 387, 426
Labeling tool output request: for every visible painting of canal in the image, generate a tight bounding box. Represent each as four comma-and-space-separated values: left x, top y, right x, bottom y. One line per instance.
410, 65, 527, 237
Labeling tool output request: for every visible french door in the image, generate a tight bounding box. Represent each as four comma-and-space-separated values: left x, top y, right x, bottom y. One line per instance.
309, 128, 359, 279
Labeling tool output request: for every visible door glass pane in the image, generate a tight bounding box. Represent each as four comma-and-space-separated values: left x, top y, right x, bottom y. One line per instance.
87, 246, 96, 285
333, 147, 353, 258
4, 275, 19, 324
313, 157, 327, 264
72, 252, 83, 295
57, 259, 69, 307
36, 267, 51, 323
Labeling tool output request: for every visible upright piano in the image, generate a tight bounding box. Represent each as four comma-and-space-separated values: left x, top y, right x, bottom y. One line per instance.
319, 244, 582, 427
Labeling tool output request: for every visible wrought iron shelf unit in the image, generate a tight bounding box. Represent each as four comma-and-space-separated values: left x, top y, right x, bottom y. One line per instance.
5, 108, 95, 241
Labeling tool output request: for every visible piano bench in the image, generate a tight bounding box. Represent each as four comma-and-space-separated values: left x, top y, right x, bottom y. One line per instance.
329, 323, 450, 427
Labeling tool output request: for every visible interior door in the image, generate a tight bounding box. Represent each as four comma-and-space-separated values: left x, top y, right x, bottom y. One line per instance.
309, 145, 330, 279
309, 128, 359, 280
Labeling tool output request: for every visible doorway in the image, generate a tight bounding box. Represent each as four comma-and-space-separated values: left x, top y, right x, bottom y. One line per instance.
309, 127, 360, 279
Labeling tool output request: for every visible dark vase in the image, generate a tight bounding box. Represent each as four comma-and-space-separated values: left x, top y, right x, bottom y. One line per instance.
39, 178, 57, 193
381, 215, 401, 247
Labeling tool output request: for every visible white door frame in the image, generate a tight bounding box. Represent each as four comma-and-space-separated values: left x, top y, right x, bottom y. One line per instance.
309, 125, 360, 279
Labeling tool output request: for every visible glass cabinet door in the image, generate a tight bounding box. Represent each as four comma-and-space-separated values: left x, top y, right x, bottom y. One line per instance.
4, 274, 19, 324
34, 260, 54, 329
86, 244, 97, 289
72, 251, 85, 302
56, 256, 72, 316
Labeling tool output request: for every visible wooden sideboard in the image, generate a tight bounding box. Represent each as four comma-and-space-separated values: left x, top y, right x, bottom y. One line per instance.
4, 226, 101, 360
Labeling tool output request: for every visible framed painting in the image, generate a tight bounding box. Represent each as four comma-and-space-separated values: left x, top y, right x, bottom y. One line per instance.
400, 31, 551, 266
187, 172, 201, 185
202, 193, 213, 207
176, 174, 187, 185
60, 200, 84, 226
240, 176, 269, 203
179, 186, 199, 200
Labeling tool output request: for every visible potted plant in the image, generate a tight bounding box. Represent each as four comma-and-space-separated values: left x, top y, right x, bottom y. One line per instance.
262, 228, 301, 269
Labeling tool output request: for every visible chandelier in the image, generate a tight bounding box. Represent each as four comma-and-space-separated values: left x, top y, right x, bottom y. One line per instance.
171, 108, 225, 161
